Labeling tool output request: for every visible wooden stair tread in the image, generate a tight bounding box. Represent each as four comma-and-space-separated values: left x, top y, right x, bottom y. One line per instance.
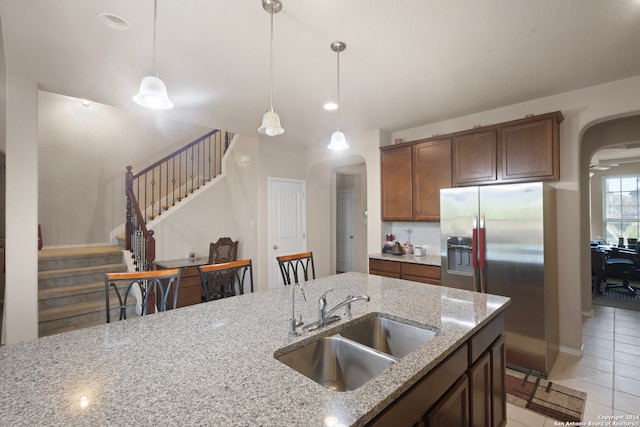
38, 263, 127, 279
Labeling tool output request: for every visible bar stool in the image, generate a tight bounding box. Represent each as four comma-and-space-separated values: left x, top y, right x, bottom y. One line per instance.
276, 251, 315, 285
199, 259, 254, 301
104, 268, 182, 323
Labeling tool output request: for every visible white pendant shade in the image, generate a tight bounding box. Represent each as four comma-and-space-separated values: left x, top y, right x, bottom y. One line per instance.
259, 109, 285, 136
133, 74, 174, 110
327, 130, 348, 151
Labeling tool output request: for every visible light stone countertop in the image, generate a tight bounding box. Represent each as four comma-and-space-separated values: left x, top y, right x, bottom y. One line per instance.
369, 252, 442, 266
0, 272, 508, 426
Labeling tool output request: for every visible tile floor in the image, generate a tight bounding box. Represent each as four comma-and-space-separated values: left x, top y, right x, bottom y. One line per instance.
506, 304, 640, 426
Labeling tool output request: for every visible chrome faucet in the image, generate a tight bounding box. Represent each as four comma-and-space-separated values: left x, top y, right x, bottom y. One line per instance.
288, 282, 306, 336
303, 289, 370, 332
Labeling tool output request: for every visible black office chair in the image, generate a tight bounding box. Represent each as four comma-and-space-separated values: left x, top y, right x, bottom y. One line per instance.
604, 244, 640, 295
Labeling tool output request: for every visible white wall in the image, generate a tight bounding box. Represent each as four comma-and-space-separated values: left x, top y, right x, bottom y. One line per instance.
4, 76, 39, 344
37, 91, 212, 247
390, 75, 640, 355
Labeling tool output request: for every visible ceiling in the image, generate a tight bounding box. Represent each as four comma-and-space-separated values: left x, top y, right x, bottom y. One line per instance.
2, 0, 640, 148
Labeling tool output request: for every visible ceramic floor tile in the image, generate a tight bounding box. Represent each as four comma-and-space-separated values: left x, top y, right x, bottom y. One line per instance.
583, 342, 614, 361
615, 325, 640, 338
583, 319, 615, 333
569, 354, 615, 374
616, 341, 640, 357
614, 360, 640, 382
614, 351, 640, 368
583, 326, 615, 340
582, 334, 614, 349
614, 375, 640, 397
614, 390, 640, 414
507, 403, 547, 427
582, 400, 614, 423
614, 317, 640, 330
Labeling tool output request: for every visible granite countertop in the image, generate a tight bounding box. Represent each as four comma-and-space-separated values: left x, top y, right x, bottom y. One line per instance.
369, 252, 442, 267
0, 272, 508, 426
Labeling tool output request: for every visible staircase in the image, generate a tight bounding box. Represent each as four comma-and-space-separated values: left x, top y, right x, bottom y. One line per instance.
38, 245, 134, 337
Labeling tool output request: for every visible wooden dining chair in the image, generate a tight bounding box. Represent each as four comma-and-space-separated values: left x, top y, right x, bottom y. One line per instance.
104, 268, 182, 323
199, 259, 254, 301
276, 251, 315, 285
208, 237, 239, 264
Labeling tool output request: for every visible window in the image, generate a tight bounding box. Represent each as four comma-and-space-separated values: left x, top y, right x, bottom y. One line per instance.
603, 175, 640, 245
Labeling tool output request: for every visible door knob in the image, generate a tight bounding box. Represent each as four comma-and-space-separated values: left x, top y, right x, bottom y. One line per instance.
273, 245, 278, 250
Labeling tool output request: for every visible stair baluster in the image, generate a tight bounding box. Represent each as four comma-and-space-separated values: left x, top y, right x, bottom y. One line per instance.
125, 130, 234, 269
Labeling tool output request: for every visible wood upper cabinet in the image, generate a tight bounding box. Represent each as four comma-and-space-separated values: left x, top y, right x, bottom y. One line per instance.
381, 139, 451, 221
453, 131, 497, 186
452, 111, 563, 187
499, 117, 558, 182
381, 145, 413, 221
413, 139, 452, 221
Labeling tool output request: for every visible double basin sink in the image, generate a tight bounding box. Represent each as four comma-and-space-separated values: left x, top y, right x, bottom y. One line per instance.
275, 313, 438, 392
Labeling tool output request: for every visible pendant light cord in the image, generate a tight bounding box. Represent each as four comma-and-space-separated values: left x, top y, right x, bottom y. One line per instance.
152, 0, 158, 73
336, 49, 341, 131
269, 3, 274, 111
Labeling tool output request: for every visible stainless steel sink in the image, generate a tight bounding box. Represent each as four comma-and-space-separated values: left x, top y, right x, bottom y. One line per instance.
276, 334, 396, 392
337, 314, 437, 359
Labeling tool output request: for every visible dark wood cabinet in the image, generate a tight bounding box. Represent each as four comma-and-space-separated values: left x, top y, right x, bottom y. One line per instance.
499, 118, 558, 182
452, 112, 563, 187
154, 257, 207, 308
381, 145, 413, 221
368, 313, 505, 427
369, 258, 440, 285
453, 130, 498, 186
427, 375, 470, 427
381, 139, 451, 221
413, 139, 452, 220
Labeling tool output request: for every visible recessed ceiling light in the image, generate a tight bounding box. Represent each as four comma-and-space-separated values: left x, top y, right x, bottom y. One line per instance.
323, 102, 338, 110
97, 12, 132, 31
80, 99, 91, 107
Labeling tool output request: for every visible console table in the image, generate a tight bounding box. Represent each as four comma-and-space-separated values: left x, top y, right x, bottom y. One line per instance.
154, 257, 208, 308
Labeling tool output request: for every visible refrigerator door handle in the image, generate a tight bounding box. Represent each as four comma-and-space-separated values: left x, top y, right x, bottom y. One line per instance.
479, 214, 486, 293
472, 213, 479, 292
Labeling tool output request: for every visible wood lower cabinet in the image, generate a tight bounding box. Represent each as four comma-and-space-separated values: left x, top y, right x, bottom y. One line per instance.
154, 258, 206, 308
381, 145, 413, 221
369, 258, 440, 285
413, 139, 452, 221
369, 313, 506, 427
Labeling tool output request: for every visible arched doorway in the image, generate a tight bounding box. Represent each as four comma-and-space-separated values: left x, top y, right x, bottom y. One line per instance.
580, 115, 640, 312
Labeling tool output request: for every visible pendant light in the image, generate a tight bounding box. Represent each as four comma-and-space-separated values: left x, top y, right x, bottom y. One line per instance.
133, 0, 174, 110
327, 41, 348, 150
258, 0, 284, 136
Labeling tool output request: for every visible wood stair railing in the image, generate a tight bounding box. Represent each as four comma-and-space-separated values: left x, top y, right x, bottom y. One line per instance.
125, 129, 234, 270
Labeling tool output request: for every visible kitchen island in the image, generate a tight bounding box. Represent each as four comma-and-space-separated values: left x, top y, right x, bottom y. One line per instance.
0, 272, 509, 426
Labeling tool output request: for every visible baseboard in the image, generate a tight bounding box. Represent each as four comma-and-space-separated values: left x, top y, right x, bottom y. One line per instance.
559, 344, 584, 357
582, 309, 594, 317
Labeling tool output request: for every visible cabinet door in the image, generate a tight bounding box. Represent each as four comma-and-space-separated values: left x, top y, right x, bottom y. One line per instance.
369, 259, 401, 279
413, 139, 452, 221
499, 118, 558, 181
426, 374, 469, 427
469, 352, 491, 427
491, 335, 507, 427
453, 130, 497, 186
381, 146, 413, 221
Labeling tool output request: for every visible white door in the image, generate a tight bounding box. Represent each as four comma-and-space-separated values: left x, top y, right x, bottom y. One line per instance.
336, 190, 355, 273
268, 177, 306, 288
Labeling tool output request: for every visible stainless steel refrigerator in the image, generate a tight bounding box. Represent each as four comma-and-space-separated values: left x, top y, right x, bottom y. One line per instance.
440, 182, 559, 376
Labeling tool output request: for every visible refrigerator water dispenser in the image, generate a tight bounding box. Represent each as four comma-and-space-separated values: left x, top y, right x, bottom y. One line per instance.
446, 237, 473, 274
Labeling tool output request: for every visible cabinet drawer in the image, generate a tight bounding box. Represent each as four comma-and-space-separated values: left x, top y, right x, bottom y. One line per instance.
369, 259, 401, 274
401, 263, 440, 280
469, 313, 504, 365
